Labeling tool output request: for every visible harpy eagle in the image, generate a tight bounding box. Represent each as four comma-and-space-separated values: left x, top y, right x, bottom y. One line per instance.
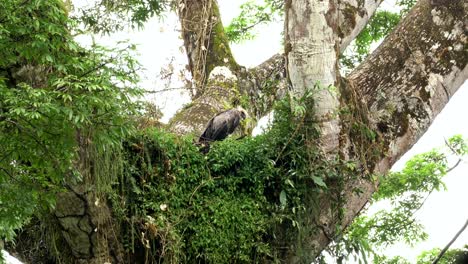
198, 106, 248, 149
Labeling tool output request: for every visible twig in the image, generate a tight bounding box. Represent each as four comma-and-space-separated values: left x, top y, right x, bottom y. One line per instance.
432, 217, 468, 264
143, 87, 188, 94
443, 136, 463, 173
55, 57, 115, 92
410, 158, 461, 218
189, 176, 220, 204
447, 158, 462, 173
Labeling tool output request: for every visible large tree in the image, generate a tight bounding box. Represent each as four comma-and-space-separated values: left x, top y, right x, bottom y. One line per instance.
1, 0, 467, 263
172, 0, 467, 261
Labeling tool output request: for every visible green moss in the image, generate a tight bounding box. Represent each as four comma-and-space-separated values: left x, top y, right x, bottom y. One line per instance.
168, 101, 217, 131
107, 95, 358, 263
339, 3, 358, 38
205, 3, 240, 78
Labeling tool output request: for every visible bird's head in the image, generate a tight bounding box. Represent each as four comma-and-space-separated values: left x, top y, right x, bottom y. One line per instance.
236, 106, 248, 120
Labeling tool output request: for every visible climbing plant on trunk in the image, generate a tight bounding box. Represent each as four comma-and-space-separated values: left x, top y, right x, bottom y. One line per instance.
2, 0, 467, 263
170, 0, 467, 261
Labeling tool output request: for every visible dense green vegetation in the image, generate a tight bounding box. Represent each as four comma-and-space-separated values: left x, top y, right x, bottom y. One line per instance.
1, 0, 467, 263
111, 92, 337, 262
0, 0, 142, 243
326, 135, 468, 263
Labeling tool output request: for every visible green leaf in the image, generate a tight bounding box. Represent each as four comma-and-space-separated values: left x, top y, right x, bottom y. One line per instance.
279, 190, 287, 208
312, 176, 327, 188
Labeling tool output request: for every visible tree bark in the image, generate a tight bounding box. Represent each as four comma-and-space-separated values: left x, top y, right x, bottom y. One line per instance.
168, 66, 241, 135
54, 134, 124, 263
177, 0, 239, 96
301, 0, 467, 261
169, 1, 466, 261
285, 0, 342, 155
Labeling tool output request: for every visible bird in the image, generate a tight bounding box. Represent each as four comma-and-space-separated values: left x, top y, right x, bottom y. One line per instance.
198, 106, 248, 152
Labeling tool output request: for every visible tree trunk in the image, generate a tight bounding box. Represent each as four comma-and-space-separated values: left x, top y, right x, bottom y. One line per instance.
20, 0, 465, 263
170, 0, 467, 262
178, 0, 239, 96
293, 0, 467, 261
53, 134, 124, 263
285, 0, 342, 155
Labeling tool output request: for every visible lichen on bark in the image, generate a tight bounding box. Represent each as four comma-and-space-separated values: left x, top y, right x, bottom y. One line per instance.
17, 0, 466, 263
168, 66, 242, 136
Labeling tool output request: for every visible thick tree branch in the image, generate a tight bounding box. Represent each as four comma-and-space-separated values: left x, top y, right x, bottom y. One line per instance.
238, 54, 287, 120
337, 0, 467, 257
168, 67, 240, 135
349, 0, 467, 168
178, 0, 239, 96
281, 0, 467, 261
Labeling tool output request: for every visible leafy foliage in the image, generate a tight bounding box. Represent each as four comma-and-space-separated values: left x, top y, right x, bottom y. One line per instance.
0, 0, 142, 242
397, 0, 418, 15
416, 246, 468, 264
324, 136, 468, 263
109, 91, 348, 262
341, 0, 418, 71
371, 245, 468, 264
75, 0, 171, 34
225, 0, 283, 43
341, 10, 400, 71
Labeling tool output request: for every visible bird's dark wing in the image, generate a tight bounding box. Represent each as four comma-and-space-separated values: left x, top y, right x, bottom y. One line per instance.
199, 109, 230, 142
198, 109, 242, 142
226, 113, 240, 135
209, 117, 230, 141
199, 117, 215, 142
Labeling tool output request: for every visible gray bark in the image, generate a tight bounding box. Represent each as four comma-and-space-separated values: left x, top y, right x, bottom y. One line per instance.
177, 0, 239, 96
304, 0, 467, 260
138, 0, 467, 262
285, 0, 342, 155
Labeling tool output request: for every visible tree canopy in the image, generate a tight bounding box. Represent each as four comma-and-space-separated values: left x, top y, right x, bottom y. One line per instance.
1, 0, 467, 263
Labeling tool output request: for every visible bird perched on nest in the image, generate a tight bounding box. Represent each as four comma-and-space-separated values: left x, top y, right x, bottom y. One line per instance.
198, 106, 248, 153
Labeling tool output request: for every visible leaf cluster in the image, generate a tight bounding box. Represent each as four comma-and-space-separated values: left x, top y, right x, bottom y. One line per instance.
111, 91, 343, 262
416, 245, 468, 264
0, 0, 143, 242
341, 0, 417, 71
326, 136, 468, 263
225, 0, 283, 43
341, 10, 400, 71
75, 0, 172, 34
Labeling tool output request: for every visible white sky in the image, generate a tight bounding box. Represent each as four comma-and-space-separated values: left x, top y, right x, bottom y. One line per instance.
5, 0, 467, 263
